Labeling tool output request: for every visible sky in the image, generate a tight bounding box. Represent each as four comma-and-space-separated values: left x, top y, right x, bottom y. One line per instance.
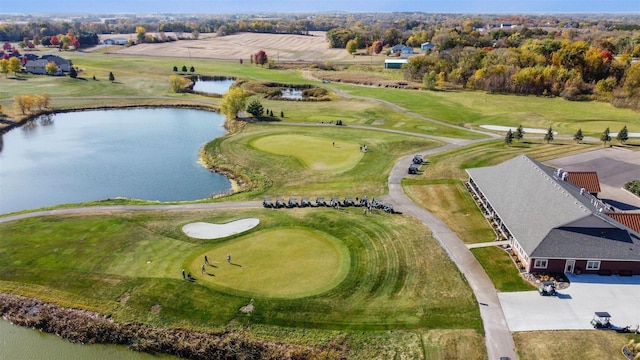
2, 0, 639, 14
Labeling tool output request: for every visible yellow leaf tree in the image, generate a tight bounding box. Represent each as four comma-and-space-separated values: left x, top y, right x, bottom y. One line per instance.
220, 87, 248, 120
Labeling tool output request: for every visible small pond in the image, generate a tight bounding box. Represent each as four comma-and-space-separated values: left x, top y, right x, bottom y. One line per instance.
0, 108, 231, 214
192, 77, 235, 94
280, 88, 303, 100
0, 318, 175, 360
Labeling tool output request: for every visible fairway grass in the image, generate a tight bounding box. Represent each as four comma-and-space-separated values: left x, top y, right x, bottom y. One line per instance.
193, 227, 350, 298
251, 134, 364, 174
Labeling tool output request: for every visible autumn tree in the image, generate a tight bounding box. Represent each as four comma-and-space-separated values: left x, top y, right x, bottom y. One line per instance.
600, 127, 611, 146
136, 26, 146, 44
13, 95, 35, 114
616, 125, 629, 144
169, 75, 190, 93
220, 87, 248, 120
246, 98, 264, 118
422, 71, 437, 90
346, 39, 358, 57
254, 50, 268, 66
372, 40, 383, 54
35, 94, 51, 110
573, 128, 584, 143
624, 62, 640, 98
7, 57, 20, 75
45, 61, 58, 75
544, 127, 554, 143
0, 59, 9, 77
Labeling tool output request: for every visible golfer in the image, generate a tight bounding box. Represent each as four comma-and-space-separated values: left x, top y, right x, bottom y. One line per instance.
227, 254, 231, 264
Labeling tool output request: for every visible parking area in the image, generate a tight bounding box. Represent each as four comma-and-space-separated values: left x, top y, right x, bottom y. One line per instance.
498, 274, 640, 331
546, 147, 640, 211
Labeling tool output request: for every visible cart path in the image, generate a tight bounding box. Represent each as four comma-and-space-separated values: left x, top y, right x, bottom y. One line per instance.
387, 145, 518, 360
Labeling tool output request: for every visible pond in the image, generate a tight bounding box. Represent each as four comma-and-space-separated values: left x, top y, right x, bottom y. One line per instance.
0, 108, 232, 214
280, 88, 303, 100
0, 318, 175, 360
192, 77, 235, 94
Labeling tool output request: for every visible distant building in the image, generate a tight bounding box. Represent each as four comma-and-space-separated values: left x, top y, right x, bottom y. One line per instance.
25, 59, 58, 75
103, 38, 128, 45
40, 55, 72, 72
390, 44, 415, 57
384, 59, 407, 69
421, 42, 435, 52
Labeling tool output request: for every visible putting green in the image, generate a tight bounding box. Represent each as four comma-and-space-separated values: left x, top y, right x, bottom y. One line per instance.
192, 228, 350, 298
251, 134, 363, 174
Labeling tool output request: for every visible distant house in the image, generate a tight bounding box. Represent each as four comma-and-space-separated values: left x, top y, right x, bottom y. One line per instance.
25, 59, 58, 75
390, 44, 414, 57
103, 38, 128, 45
384, 59, 407, 69
40, 55, 72, 72
466, 155, 640, 276
421, 42, 435, 52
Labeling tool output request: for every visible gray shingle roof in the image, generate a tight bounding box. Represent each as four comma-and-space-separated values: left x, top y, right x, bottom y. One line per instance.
466, 155, 609, 255
533, 227, 640, 260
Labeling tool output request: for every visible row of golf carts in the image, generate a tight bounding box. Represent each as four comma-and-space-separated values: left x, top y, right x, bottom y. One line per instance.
263, 196, 400, 214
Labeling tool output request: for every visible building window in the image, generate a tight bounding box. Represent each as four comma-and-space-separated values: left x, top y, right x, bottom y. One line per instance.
534, 259, 548, 269
586, 260, 601, 270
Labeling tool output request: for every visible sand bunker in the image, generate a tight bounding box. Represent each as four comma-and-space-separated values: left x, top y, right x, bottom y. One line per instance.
182, 218, 260, 239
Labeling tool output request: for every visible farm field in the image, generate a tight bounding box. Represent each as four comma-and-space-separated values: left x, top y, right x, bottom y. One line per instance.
1, 31, 639, 359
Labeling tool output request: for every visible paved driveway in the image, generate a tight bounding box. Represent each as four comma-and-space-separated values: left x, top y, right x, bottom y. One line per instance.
498, 274, 640, 331
546, 147, 640, 211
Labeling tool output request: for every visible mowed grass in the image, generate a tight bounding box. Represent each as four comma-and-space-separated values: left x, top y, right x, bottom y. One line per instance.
332, 82, 640, 138
403, 179, 495, 244
193, 227, 350, 298
514, 330, 640, 360
217, 124, 441, 198
0, 208, 480, 338
251, 134, 364, 174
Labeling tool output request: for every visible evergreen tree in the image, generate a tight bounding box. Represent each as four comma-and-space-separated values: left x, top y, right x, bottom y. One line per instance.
544, 127, 554, 143
173, 66, 178, 72
573, 128, 584, 143
601, 127, 611, 147
190, 66, 195, 73
69, 67, 77, 78
514, 125, 525, 142
108, 72, 114, 82
246, 98, 264, 118
617, 125, 629, 144
504, 129, 514, 146
280, 111, 284, 118
181, 65, 187, 72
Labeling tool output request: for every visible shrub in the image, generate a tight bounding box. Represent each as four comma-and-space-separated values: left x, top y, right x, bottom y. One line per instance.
626, 180, 640, 197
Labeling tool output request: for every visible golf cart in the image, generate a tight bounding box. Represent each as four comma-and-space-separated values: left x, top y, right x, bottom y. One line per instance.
408, 164, 419, 174
538, 281, 556, 296
590, 312, 612, 329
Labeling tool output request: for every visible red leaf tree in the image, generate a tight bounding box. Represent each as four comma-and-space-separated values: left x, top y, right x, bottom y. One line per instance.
254, 50, 268, 67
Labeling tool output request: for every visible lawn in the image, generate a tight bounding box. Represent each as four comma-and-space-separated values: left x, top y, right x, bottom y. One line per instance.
212, 123, 442, 198
192, 227, 350, 298
514, 330, 640, 360
0, 208, 482, 357
332, 83, 640, 138
251, 134, 364, 174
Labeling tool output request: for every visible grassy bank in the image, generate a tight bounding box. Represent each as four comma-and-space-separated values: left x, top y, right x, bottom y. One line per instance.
0, 208, 482, 357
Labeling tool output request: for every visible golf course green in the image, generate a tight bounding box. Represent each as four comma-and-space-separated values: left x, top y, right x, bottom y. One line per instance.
193, 227, 350, 298
251, 134, 364, 174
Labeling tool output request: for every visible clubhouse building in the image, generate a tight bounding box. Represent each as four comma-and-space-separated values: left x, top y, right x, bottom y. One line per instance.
466, 155, 640, 276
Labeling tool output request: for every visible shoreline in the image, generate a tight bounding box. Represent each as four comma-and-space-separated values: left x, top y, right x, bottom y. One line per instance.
0, 293, 336, 359
1, 104, 251, 200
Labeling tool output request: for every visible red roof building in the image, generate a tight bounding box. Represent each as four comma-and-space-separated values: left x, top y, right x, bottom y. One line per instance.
566, 171, 601, 195
607, 213, 640, 234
